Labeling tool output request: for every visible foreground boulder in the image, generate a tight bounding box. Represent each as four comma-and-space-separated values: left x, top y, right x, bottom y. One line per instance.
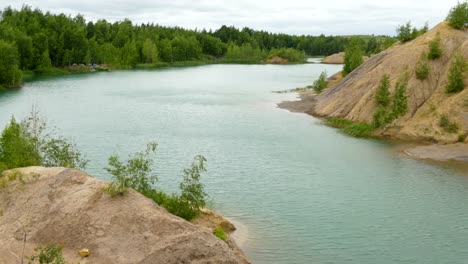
0, 167, 249, 264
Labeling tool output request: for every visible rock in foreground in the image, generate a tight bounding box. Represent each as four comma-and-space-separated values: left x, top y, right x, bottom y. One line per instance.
0, 167, 249, 264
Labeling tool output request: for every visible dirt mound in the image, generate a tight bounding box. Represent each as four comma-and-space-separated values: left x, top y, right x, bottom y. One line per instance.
314, 22, 468, 142
322, 52, 368, 64
0, 167, 249, 264
267, 56, 288, 64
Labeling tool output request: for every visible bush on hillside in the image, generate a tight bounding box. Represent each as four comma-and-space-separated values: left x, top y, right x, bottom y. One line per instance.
0, 108, 87, 172
446, 52, 467, 93
447, 1, 468, 29
439, 114, 459, 133
390, 73, 409, 119
104, 142, 208, 220
415, 53, 430, 80
376, 74, 391, 106
427, 35, 443, 60
396, 22, 428, 42
312, 71, 328, 93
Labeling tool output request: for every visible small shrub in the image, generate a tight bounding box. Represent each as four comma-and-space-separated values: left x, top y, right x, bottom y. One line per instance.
458, 134, 467, 142
103, 142, 207, 221
104, 142, 158, 196
447, 1, 468, 29
27, 244, 66, 264
373, 105, 389, 128
376, 74, 390, 106
439, 114, 459, 133
213, 227, 227, 241
312, 71, 328, 93
415, 54, 430, 80
391, 73, 409, 118
446, 52, 466, 93
427, 35, 443, 60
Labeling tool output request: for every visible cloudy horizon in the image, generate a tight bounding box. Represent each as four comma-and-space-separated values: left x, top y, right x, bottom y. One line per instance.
0, 0, 458, 36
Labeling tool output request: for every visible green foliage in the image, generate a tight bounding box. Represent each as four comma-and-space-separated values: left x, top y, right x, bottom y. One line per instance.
447, 1, 468, 29
427, 35, 443, 60
0, 117, 41, 169
415, 53, 430, 80
343, 38, 364, 76
103, 142, 158, 196
0, 40, 22, 88
27, 244, 66, 264
372, 105, 389, 128
326, 118, 374, 137
268, 48, 306, 63
446, 52, 466, 93
178, 155, 208, 217
391, 73, 409, 118
103, 142, 208, 220
396, 22, 427, 42
225, 43, 267, 62
376, 74, 390, 106
458, 134, 467, 142
213, 227, 227, 241
0, 108, 87, 171
439, 114, 459, 133
311, 71, 328, 93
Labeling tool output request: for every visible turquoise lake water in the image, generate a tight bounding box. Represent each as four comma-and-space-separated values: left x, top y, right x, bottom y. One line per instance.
1, 64, 468, 264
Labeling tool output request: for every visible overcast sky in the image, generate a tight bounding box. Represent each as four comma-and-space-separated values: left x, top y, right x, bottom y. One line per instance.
0, 0, 458, 36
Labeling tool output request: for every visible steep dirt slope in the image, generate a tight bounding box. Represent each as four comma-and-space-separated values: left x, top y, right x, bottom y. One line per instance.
314, 22, 468, 142
0, 167, 249, 264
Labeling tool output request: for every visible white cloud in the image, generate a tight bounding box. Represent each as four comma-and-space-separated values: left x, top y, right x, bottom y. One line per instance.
0, 0, 458, 35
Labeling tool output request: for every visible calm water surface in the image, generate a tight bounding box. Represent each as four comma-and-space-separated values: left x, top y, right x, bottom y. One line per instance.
1, 64, 468, 264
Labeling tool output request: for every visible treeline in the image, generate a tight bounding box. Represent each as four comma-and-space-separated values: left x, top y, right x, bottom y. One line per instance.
0, 6, 395, 88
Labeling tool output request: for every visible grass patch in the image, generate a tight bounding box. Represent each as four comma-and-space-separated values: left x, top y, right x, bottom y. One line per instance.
326, 118, 374, 137
458, 134, 466, 142
439, 114, 459, 133
33, 67, 70, 76
213, 227, 227, 241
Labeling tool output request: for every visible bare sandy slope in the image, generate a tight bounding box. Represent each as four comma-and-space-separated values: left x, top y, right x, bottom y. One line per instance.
314, 22, 468, 143
0, 167, 249, 264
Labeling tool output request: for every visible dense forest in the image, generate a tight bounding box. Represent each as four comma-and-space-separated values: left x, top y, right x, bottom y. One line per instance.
0, 6, 396, 88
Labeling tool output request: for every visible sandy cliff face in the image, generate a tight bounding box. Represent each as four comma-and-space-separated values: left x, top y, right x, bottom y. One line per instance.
0, 167, 249, 264
314, 22, 468, 142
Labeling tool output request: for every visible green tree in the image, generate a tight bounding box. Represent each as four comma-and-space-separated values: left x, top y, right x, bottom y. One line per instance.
0, 40, 22, 88
391, 73, 409, 118
178, 155, 208, 217
373, 105, 388, 128
446, 52, 466, 93
142, 38, 158, 63
38, 50, 52, 69
415, 53, 430, 80
427, 34, 442, 60
312, 71, 328, 93
376, 74, 391, 106
396, 22, 413, 42
447, 1, 468, 29
343, 38, 364, 76
0, 117, 41, 169
159, 39, 173, 63
104, 142, 158, 196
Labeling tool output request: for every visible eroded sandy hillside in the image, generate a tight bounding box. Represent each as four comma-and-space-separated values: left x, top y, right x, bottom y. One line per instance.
314, 22, 468, 142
